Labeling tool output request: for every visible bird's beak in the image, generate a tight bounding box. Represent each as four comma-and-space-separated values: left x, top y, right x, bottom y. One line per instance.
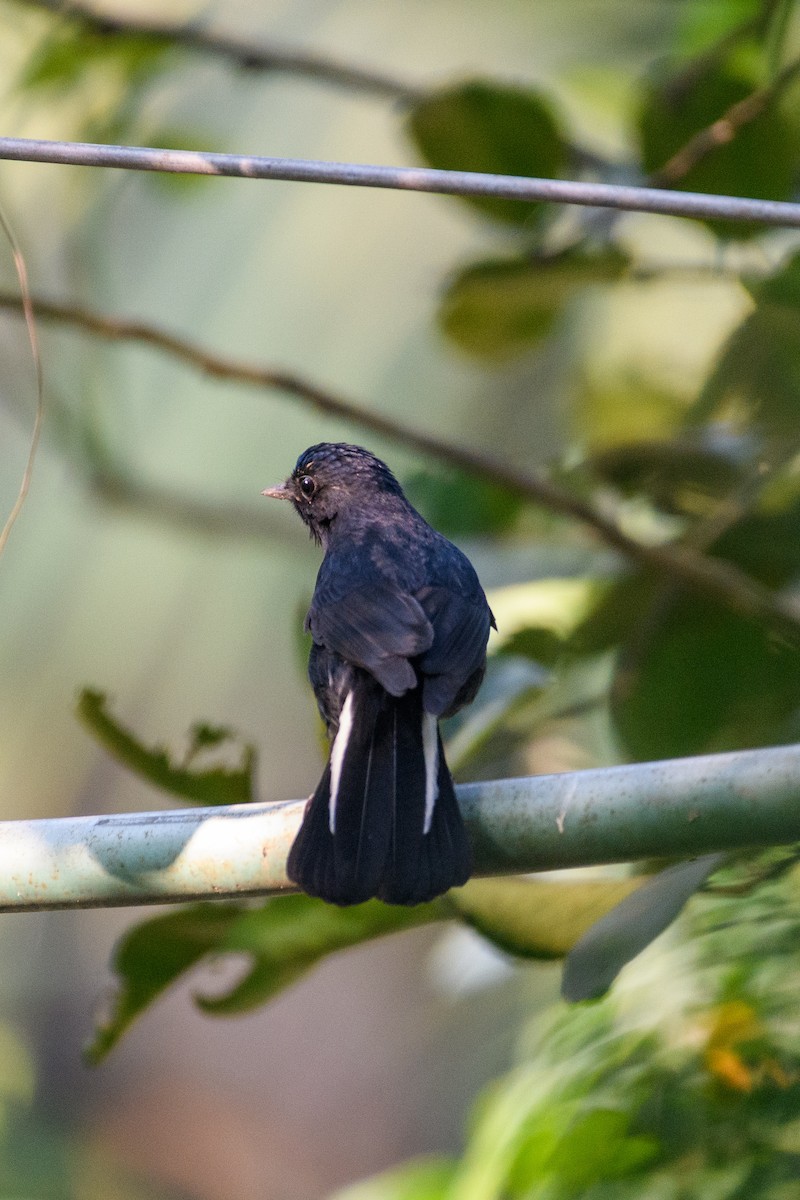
262, 481, 293, 501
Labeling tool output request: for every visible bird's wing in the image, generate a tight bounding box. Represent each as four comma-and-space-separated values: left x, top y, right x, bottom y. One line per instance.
416, 585, 493, 716
307, 581, 434, 696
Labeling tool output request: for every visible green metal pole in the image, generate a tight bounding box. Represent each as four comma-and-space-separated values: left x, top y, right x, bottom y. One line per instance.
0, 744, 798, 911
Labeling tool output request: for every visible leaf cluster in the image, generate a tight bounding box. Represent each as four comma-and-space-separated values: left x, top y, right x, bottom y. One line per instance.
337, 860, 800, 1200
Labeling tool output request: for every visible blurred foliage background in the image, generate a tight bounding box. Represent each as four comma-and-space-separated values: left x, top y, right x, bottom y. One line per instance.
3, 0, 800, 1196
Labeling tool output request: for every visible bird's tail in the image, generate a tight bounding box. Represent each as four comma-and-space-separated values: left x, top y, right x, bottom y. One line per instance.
286, 681, 472, 906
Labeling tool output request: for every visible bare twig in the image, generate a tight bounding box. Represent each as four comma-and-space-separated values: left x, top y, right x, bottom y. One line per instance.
1, 290, 799, 639
13, 0, 424, 101
90, 466, 297, 545
0, 208, 43, 557
652, 55, 800, 188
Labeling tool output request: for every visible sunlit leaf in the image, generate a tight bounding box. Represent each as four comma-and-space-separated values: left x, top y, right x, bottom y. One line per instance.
575, 375, 689, 452
330, 1157, 456, 1200
407, 79, 565, 225
450, 876, 641, 960
489, 577, 603, 646
539, 1108, 660, 1186
77, 689, 257, 806
439, 249, 628, 358
20, 23, 170, 92
675, 1, 762, 57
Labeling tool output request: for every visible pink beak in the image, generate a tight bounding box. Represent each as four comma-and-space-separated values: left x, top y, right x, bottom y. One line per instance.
261, 482, 293, 500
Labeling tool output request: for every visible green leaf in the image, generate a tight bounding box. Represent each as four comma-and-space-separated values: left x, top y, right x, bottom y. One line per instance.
567, 572, 658, 659
331, 1157, 456, 1200
583, 501, 800, 760
588, 434, 750, 516
20, 23, 170, 92
18, 21, 176, 147
452, 864, 800, 1200
443, 657, 548, 777
507, 1107, 660, 1193
403, 467, 523, 536
754, 252, 800, 308
493, 626, 565, 666
698, 251, 800, 435
86, 903, 246, 1063
197, 895, 441, 1014
439, 248, 628, 358
407, 79, 565, 225
638, 62, 798, 238
87, 895, 441, 1062
545, 1108, 661, 1186
712, 498, 800, 587
675, 1, 762, 57
490, 577, 603, 645
699, 308, 800, 436
77, 689, 257, 806
562, 855, 724, 1002
575, 375, 689, 452
611, 588, 800, 761
450, 876, 641, 960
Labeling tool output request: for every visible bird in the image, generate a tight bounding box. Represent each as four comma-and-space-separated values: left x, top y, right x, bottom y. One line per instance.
262, 443, 495, 906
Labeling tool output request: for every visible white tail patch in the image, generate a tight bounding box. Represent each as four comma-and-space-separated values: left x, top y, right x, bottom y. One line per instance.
328, 690, 355, 833
422, 711, 439, 834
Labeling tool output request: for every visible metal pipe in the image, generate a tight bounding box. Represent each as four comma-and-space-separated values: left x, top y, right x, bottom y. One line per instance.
0, 743, 798, 911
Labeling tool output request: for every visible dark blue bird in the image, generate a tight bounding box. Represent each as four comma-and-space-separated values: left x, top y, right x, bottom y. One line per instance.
263, 443, 494, 906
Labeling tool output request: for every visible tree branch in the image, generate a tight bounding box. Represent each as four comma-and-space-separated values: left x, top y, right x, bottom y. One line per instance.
13, 0, 424, 101
88, 466, 297, 544
0, 743, 799, 910
2, 290, 799, 639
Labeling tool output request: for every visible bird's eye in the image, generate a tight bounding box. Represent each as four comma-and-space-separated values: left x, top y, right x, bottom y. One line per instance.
299, 475, 316, 498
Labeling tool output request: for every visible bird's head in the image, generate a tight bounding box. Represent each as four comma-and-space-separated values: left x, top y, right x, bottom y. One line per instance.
262, 443, 404, 545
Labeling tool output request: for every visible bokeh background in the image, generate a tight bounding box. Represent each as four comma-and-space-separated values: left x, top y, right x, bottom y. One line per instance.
2, 2, 800, 1197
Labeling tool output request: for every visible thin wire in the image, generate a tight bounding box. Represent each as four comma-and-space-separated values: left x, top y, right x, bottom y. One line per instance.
2, 135, 800, 228
0, 200, 44, 557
